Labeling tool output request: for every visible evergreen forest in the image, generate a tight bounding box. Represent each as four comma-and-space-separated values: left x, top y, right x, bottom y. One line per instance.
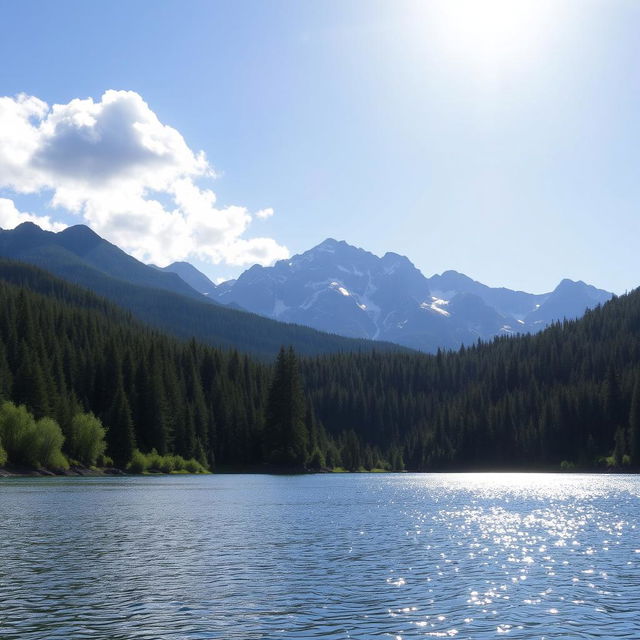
0, 258, 639, 473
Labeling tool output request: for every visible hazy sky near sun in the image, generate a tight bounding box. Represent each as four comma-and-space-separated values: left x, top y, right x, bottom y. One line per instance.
1, 0, 639, 293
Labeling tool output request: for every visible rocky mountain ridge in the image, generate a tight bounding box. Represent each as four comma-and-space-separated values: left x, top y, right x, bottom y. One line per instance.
205, 238, 613, 352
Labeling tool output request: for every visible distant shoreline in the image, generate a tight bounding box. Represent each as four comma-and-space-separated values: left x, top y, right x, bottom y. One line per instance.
0, 465, 125, 478
1, 465, 636, 478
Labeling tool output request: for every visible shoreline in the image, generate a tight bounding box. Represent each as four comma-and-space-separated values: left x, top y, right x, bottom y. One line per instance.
1, 464, 636, 478
0, 464, 126, 478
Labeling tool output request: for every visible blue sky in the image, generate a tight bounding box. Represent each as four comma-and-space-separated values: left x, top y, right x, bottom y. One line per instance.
1, 0, 639, 293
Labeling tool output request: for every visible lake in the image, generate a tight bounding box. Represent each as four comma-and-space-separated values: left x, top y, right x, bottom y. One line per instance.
0, 473, 639, 639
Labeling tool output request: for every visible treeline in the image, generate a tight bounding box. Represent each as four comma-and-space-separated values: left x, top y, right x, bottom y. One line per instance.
1, 259, 640, 472
0, 263, 404, 471
0, 263, 360, 471
302, 293, 640, 470
0, 269, 263, 470
0, 399, 207, 473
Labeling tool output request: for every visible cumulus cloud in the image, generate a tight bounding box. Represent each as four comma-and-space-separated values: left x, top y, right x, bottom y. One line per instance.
0, 90, 288, 266
0, 198, 66, 232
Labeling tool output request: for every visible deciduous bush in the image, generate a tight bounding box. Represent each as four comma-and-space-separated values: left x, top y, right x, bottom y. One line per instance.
69, 413, 107, 466
146, 448, 164, 471
184, 457, 207, 473
127, 449, 148, 474
0, 402, 34, 463
33, 418, 68, 469
97, 453, 114, 467
126, 449, 207, 474
0, 402, 68, 469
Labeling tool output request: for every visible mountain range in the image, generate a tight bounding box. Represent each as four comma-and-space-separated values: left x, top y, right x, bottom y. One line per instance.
0, 223, 613, 354
207, 238, 613, 352
0, 223, 404, 358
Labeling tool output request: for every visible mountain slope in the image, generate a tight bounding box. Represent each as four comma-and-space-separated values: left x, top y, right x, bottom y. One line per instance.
212, 238, 613, 351
0, 228, 408, 358
0, 222, 206, 301
427, 270, 547, 319
160, 261, 218, 297
524, 278, 614, 328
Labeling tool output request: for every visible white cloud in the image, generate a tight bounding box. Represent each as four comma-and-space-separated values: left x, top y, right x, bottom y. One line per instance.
0, 198, 66, 232
221, 237, 290, 266
0, 90, 289, 267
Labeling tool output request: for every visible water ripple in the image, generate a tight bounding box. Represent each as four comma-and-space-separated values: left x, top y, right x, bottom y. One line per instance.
0, 473, 639, 639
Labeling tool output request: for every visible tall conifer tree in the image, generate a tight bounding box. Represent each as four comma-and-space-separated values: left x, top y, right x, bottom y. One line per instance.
106, 380, 136, 467
264, 347, 308, 466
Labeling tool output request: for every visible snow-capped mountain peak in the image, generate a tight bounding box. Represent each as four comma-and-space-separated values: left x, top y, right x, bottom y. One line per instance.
207, 239, 613, 352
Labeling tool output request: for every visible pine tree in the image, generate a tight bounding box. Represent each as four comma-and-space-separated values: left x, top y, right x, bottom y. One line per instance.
134, 356, 169, 454
264, 347, 308, 466
105, 381, 136, 467
13, 346, 51, 418
0, 341, 12, 401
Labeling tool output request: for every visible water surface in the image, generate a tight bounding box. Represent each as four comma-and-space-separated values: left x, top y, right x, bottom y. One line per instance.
0, 473, 639, 639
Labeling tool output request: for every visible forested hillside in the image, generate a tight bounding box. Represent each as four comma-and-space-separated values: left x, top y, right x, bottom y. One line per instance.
0, 224, 406, 359
303, 292, 640, 470
0, 259, 638, 472
0, 261, 270, 469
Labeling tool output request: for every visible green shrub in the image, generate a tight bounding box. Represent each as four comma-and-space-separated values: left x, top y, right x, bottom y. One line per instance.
159, 455, 175, 473
146, 448, 164, 471
184, 458, 207, 473
127, 449, 148, 474
172, 455, 187, 470
97, 453, 114, 467
0, 402, 35, 463
126, 449, 208, 474
33, 418, 68, 469
69, 413, 107, 466
0, 402, 68, 469
0, 439, 6, 466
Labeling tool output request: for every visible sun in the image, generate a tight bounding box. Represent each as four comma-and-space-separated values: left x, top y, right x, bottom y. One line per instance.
414, 0, 559, 76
